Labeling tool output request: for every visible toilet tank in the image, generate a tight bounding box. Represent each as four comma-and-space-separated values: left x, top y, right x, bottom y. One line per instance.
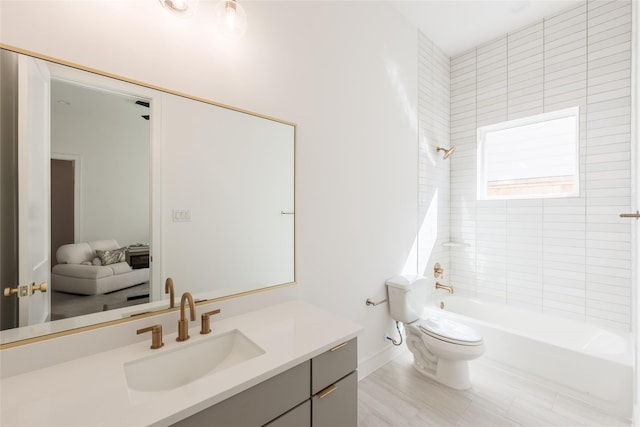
385, 276, 427, 323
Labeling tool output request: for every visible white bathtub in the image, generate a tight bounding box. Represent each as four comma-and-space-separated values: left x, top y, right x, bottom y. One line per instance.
421, 294, 633, 420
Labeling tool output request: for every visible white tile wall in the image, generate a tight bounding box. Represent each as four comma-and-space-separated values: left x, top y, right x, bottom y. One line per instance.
417, 32, 451, 279
448, 0, 632, 331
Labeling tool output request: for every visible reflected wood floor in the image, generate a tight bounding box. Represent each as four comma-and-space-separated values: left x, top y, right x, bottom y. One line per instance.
358, 352, 631, 427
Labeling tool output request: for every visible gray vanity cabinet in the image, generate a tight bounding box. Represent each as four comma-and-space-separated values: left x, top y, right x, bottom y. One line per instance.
311, 371, 357, 427
264, 400, 310, 427
172, 361, 310, 427
171, 338, 357, 427
311, 338, 358, 427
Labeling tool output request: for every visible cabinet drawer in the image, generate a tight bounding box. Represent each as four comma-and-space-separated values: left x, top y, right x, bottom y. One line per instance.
172, 360, 310, 427
263, 400, 310, 427
311, 371, 357, 427
311, 337, 357, 394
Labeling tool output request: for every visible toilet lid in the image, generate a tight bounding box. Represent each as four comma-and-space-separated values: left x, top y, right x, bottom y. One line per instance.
417, 317, 483, 346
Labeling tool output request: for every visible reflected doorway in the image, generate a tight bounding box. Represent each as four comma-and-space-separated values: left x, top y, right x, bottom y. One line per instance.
50, 158, 75, 268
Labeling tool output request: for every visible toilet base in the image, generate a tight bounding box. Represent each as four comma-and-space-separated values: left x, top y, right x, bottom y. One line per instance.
406, 330, 475, 390
412, 357, 472, 390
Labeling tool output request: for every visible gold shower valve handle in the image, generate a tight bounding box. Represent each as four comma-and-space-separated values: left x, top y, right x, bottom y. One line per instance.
433, 263, 444, 278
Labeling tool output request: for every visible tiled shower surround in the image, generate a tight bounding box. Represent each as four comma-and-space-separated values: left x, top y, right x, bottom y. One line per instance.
419, 0, 632, 331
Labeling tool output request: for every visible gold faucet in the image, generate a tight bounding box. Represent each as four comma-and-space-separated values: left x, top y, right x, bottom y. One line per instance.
435, 282, 454, 294
177, 292, 196, 342
165, 278, 175, 308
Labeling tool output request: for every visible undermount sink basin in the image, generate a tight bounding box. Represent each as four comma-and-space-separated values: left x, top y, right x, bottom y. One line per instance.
124, 329, 265, 392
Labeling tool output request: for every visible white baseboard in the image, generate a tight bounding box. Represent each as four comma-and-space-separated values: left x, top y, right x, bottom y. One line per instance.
357, 343, 407, 380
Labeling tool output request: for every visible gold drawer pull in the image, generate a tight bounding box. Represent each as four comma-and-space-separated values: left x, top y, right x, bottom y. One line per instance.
330, 341, 348, 352
317, 384, 337, 399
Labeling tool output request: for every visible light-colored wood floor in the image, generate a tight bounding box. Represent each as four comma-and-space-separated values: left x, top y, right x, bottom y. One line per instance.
358, 352, 632, 427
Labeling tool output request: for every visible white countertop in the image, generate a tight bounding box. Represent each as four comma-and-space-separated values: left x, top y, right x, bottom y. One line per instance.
0, 300, 362, 427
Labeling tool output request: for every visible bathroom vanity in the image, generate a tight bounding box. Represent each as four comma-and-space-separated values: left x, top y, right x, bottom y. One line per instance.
0, 301, 362, 426
176, 337, 358, 427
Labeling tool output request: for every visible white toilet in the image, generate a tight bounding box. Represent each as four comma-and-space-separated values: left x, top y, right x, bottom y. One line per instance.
386, 276, 485, 390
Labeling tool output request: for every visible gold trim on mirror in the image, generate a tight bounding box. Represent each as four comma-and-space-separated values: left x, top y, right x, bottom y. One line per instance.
0, 281, 295, 350
0, 44, 296, 127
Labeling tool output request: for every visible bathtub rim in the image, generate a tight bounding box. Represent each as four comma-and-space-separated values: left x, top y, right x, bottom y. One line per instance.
421, 294, 633, 368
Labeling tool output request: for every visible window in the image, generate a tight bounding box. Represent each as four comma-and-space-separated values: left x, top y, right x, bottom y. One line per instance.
477, 107, 579, 200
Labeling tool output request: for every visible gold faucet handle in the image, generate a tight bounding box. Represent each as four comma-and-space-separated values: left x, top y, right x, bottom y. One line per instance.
137, 325, 164, 349
200, 309, 221, 335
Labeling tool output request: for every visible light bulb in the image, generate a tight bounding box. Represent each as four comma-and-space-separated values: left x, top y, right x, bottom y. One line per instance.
213, 0, 247, 39
159, 0, 199, 16
225, 1, 237, 28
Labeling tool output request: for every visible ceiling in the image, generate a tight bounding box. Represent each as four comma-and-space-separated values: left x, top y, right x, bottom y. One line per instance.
389, 0, 584, 57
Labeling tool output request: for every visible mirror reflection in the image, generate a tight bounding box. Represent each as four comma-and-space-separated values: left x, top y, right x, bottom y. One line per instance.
0, 47, 296, 346
50, 79, 151, 320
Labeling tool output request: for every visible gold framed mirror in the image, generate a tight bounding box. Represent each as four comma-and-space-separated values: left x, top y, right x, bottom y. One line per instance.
0, 44, 296, 348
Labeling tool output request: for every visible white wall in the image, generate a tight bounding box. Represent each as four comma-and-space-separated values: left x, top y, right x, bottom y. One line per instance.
417, 32, 451, 281
0, 0, 420, 371
449, 0, 633, 331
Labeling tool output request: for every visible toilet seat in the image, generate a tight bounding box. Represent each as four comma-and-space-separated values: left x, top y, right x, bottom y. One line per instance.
416, 317, 483, 346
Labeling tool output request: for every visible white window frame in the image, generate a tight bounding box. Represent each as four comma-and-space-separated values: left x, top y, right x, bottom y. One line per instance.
477, 107, 580, 201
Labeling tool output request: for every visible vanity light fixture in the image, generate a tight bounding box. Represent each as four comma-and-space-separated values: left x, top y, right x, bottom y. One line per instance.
159, 0, 199, 16
213, 0, 248, 38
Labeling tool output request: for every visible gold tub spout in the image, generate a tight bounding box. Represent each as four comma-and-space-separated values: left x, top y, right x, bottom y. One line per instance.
435, 282, 454, 294
177, 292, 196, 342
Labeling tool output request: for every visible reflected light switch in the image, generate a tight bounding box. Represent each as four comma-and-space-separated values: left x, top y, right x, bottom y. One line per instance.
172, 209, 191, 222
